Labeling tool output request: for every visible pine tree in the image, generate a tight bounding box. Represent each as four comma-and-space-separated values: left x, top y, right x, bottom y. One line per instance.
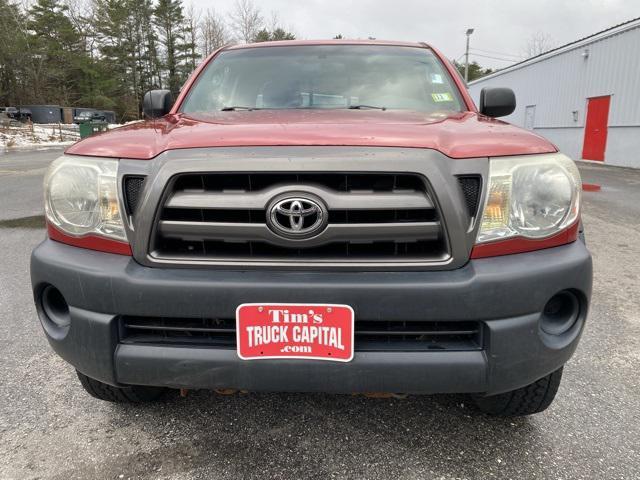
93, 0, 136, 117
0, 0, 25, 105
453, 60, 493, 82
27, 0, 87, 105
253, 29, 271, 42
154, 0, 186, 96
270, 28, 295, 41
92, 0, 160, 118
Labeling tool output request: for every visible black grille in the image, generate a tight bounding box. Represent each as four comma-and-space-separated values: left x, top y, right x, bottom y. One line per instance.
157, 238, 442, 259
120, 316, 483, 352
458, 176, 481, 218
172, 172, 426, 192
150, 172, 449, 265
124, 176, 145, 215
121, 317, 237, 348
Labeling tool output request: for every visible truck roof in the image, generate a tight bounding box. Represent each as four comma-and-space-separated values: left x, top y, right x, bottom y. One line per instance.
225, 39, 430, 50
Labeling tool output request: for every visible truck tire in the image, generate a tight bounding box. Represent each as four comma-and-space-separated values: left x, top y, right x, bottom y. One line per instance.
76, 371, 165, 403
473, 367, 563, 416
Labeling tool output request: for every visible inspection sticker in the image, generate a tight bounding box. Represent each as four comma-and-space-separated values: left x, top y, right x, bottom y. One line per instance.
236, 303, 354, 362
431, 92, 453, 102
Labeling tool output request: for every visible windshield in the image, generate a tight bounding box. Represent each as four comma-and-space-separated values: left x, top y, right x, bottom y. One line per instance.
181, 45, 465, 114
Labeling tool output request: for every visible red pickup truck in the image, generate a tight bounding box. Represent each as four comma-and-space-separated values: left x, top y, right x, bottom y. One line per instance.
31, 40, 591, 416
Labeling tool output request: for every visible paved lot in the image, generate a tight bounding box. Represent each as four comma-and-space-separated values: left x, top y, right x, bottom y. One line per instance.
0, 148, 639, 479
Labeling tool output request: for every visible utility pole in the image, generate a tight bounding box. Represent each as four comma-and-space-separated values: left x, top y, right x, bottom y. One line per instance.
465, 28, 474, 83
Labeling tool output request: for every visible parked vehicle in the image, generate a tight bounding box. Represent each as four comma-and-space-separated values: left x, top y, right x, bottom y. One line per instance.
17, 107, 32, 122
2, 106, 31, 122
31, 40, 592, 416
73, 110, 106, 123
1, 107, 18, 118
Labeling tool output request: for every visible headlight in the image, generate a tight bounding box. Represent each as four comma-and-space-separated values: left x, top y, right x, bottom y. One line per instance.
44, 155, 127, 241
477, 154, 581, 243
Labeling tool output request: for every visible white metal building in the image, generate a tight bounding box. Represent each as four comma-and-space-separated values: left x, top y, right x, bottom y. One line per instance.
468, 18, 640, 168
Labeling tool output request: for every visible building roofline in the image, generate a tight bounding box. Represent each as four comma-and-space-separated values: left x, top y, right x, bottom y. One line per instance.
469, 16, 640, 85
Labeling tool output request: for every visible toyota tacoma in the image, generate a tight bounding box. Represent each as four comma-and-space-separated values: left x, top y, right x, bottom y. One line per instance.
30, 40, 592, 416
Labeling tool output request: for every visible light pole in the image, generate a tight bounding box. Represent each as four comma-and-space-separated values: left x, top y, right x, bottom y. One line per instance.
464, 28, 474, 83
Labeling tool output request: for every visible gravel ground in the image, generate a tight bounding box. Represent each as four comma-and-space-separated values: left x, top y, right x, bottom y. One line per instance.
0, 149, 639, 479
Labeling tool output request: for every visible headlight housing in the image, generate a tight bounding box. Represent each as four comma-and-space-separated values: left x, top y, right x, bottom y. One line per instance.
44, 155, 127, 242
477, 154, 581, 244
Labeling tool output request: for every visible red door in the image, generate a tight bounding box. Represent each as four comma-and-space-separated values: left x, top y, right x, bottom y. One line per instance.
582, 96, 611, 161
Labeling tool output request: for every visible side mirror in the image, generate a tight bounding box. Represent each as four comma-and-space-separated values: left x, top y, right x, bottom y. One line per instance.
143, 90, 174, 119
479, 87, 516, 118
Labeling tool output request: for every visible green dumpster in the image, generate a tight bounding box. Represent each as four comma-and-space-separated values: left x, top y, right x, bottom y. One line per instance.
79, 121, 109, 139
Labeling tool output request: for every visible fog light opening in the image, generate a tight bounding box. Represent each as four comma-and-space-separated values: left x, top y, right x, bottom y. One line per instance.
541, 290, 580, 335
41, 285, 71, 328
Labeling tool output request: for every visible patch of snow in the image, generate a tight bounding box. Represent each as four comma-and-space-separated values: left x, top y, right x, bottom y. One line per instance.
1, 123, 79, 150
0, 122, 129, 151
0, 120, 141, 150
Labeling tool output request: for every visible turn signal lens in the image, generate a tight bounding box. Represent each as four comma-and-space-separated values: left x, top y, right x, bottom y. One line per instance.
480, 175, 511, 232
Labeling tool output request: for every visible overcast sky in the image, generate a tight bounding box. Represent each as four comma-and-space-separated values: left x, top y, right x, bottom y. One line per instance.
191, 0, 639, 69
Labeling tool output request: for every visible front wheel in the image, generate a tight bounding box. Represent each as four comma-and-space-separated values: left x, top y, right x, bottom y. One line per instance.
473, 367, 563, 416
76, 371, 166, 403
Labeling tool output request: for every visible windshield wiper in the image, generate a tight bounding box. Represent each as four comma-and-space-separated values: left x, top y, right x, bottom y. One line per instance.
348, 104, 387, 111
221, 106, 260, 111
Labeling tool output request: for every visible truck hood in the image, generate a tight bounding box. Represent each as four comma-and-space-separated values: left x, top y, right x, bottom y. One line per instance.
65, 110, 557, 160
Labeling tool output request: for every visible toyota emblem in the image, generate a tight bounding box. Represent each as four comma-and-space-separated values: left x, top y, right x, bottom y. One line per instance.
267, 195, 327, 239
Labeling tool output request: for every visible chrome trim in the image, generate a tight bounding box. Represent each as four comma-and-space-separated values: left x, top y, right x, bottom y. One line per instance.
158, 220, 441, 247
166, 184, 433, 210
266, 193, 327, 240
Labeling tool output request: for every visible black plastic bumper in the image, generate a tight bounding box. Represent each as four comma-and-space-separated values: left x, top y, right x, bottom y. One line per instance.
30, 239, 592, 395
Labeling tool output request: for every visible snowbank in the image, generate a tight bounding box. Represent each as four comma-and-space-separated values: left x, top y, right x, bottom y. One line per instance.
0, 121, 139, 151
0, 123, 79, 150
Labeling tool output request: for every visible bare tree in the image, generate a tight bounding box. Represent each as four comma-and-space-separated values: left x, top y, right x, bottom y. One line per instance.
228, 0, 262, 43
201, 8, 229, 55
266, 10, 280, 32
266, 10, 296, 40
523, 31, 556, 58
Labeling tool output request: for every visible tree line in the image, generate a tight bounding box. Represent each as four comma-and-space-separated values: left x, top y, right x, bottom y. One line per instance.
0, 0, 295, 121
452, 60, 494, 83
0, 0, 504, 121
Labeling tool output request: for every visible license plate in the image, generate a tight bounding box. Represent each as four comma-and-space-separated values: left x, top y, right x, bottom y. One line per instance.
236, 303, 354, 362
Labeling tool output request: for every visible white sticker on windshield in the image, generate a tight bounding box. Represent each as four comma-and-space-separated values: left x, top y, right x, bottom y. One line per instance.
431, 73, 444, 84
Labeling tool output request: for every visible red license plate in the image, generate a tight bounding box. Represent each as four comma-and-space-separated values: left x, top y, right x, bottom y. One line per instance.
236, 304, 354, 362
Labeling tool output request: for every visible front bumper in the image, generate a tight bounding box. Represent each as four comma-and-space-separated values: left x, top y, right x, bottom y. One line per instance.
31, 239, 592, 395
